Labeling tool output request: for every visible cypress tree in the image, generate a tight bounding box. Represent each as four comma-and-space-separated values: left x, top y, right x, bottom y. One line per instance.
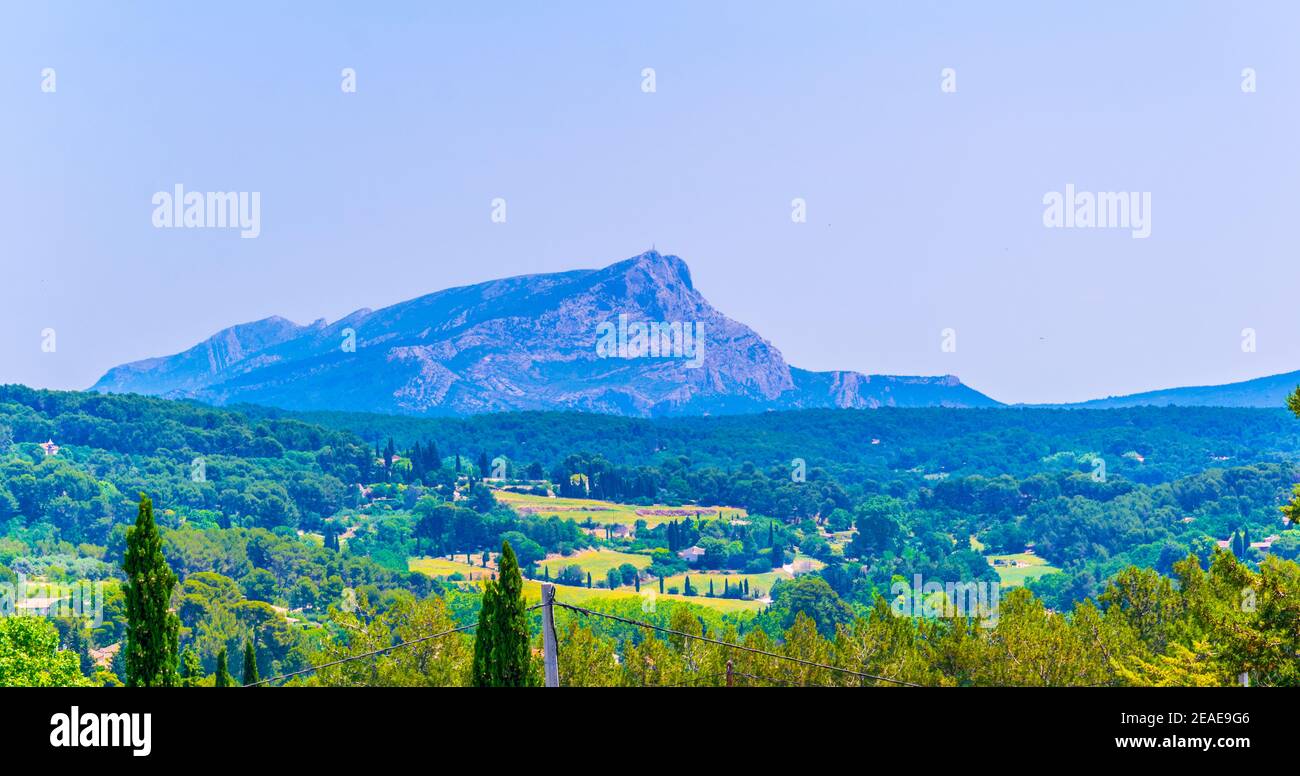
123, 494, 180, 687
659, 576, 664, 594
214, 646, 232, 687
179, 646, 203, 688
634, 575, 640, 592
586, 572, 592, 588
471, 540, 531, 687
242, 640, 259, 686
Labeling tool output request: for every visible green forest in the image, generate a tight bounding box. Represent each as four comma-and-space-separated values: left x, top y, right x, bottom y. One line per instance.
0, 384, 1296, 687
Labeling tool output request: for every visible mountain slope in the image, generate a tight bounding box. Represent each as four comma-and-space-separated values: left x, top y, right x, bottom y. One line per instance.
91, 251, 999, 416
1061, 370, 1300, 409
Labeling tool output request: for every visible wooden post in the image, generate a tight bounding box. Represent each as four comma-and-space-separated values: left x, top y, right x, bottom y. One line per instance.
726, 660, 734, 687
541, 582, 560, 687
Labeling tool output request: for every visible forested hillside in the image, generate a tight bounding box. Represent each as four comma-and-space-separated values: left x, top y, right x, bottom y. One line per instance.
1, 385, 1297, 686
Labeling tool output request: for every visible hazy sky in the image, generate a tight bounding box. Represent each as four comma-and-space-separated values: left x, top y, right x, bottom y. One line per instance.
3, 1, 1299, 404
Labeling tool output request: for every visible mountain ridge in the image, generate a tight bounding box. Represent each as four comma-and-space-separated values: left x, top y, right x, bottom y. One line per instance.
1049, 369, 1300, 409
91, 251, 998, 416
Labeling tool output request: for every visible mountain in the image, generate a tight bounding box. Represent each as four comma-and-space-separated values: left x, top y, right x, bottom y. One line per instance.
1059, 370, 1300, 409
91, 251, 999, 416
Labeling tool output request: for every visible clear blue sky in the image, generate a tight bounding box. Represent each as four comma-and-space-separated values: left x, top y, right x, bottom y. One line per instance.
3, 1, 1298, 404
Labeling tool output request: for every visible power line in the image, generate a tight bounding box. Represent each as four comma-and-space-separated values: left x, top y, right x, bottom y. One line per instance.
658, 671, 726, 687
732, 670, 834, 688
247, 604, 541, 687
552, 601, 923, 687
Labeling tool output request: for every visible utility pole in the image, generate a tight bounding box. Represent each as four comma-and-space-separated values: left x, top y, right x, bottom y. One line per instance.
541, 582, 559, 687
726, 660, 734, 687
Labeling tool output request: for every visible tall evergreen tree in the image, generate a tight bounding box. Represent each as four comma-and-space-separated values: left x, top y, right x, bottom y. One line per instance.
471, 541, 531, 687
179, 646, 203, 688
324, 525, 340, 553
122, 494, 180, 687
214, 646, 232, 687
242, 640, 259, 686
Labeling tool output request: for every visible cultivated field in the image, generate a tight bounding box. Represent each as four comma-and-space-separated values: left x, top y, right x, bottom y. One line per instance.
537, 549, 651, 579
987, 552, 1059, 587
407, 554, 764, 613
492, 489, 746, 528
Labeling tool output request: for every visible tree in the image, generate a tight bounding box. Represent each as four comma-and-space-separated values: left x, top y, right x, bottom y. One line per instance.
849, 496, 904, 558
179, 646, 203, 687
123, 494, 180, 687
214, 646, 232, 687
0, 616, 90, 687
768, 575, 854, 638
242, 640, 259, 686
471, 540, 531, 686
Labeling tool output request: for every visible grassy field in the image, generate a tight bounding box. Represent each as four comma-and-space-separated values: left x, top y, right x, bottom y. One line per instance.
987, 552, 1060, 587
520, 579, 763, 613
654, 569, 788, 599
409, 556, 497, 581
537, 549, 651, 579
408, 555, 763, 613
492, 489, 746, 528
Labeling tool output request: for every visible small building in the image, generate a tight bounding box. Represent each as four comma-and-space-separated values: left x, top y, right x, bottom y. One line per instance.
89, 643, 120, 670
678, 546, 705, 563
41, 439, 59, 457
1250, 535, 1280, 552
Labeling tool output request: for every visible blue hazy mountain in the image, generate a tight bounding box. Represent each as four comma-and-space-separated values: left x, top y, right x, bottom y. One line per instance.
91, 251, 999, 416
1058, 370, 1300, 409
